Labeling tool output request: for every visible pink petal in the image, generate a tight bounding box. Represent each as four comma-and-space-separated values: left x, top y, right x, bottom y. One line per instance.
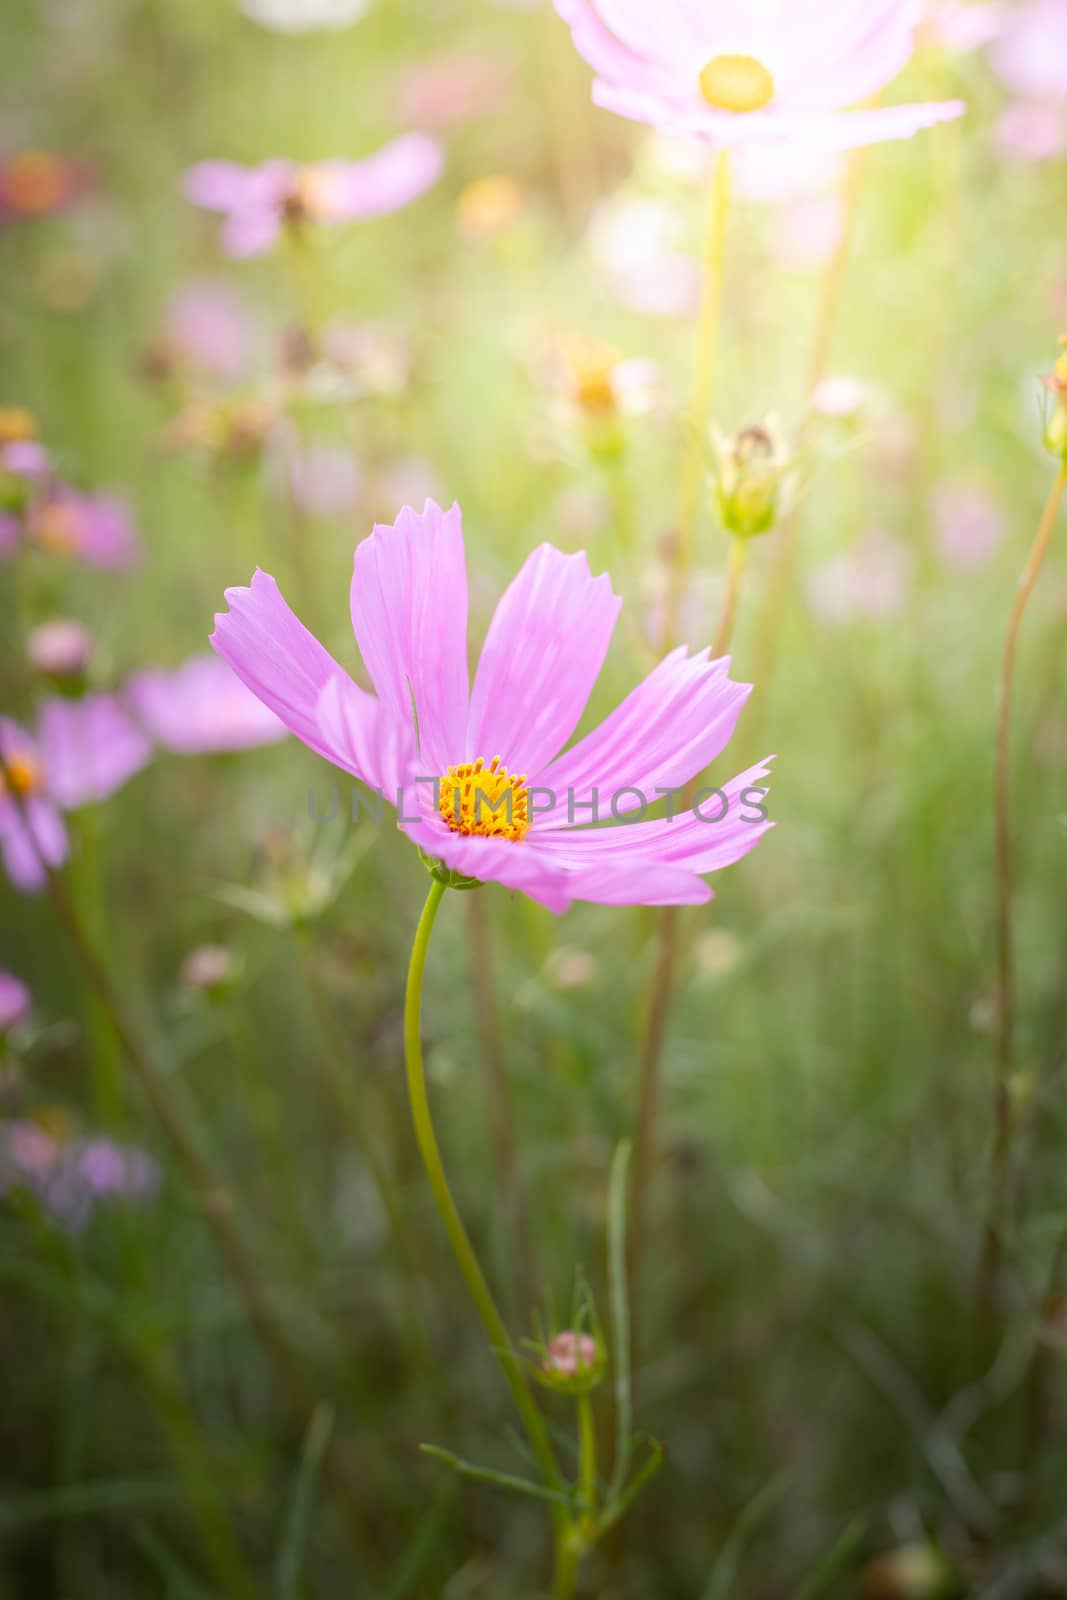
37, 695, 152, 809
349, 501, 469, 773
399, 814, 577, 914
554, 0, 675, 90
536, 759, 775, 874
565, 857, 715, 906
467, 545, 620, 778
126, 656, 288, 754
316, 675, 414, 797
322, 134, 443, 221
0, 797, 67, 894
535, 648, 751, 829
211, 568, 401, 790
183, 161, 254, 212
221, 204, 283, 258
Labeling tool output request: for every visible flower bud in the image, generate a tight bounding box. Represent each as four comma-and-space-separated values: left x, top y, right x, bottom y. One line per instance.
536, 1330, 606, 1395
0, 972, 31, 1038
711, 417, 791, 539
26, 619, 93, 691
180, 945, 237, 999
1041, 337, 1067, 462
861, 1545, 957, 1600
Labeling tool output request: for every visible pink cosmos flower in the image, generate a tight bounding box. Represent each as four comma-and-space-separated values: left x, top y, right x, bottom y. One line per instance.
0, 697, 151, 893
212, 501, 772, 915
183, 134, 443, 259
28, 488, 141, 569
125, 654, 288, 753
554, 0, 965, 151
0, 972, 31, 1035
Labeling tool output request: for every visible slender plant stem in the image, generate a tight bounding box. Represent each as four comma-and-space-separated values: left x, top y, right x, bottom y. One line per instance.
35, 858, 366, 1542
712, 538, 747, 660
628, 528, 750, 1337
747, 141, 868, 710
977, 464, 1067, 1313
465, 892, 532, 1317
664, 149, 733, 650
403, 881, 564, 1513
577, 1391, 597, 1527
553, 1528, 584, 1600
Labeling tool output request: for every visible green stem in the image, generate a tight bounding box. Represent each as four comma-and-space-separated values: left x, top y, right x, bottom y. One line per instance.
403, 881, 563, 1511
577, 1391, 597, 1528
552, 1529, 583, 1600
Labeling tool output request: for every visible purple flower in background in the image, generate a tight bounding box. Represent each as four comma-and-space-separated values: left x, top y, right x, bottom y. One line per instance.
29, 488, 141, 569
125, 654, 288, 753
0, 697, 151, 893
183, 134, 443, 258
212, 501, 773, 915
932, 479, 1005, 570
1, 439, 51, 482
163, 279, 251, 379
0, 514, 20, 557
0, 973, 31, 1036
0, 1120, 160, 1232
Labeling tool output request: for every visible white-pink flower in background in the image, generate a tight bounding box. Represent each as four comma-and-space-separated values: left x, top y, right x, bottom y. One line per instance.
184, 134, 443, 258
554, 0, 964, 150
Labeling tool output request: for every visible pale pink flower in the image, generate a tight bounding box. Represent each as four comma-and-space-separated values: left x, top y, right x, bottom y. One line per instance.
807, 529, 913, 623
554, 0, 964, 150
126, 654, 288, 754
212, 502, 773, 915
26, 620, 94, 680
995, 101, 1067, 162
932, 479, 1005, 570
395, 52, 514, 128
162, 280, 251, 379
990, 0, 1067, 103
0, 1120, 160, 1232
184, 134, 443, 258
285, 441, 361, 517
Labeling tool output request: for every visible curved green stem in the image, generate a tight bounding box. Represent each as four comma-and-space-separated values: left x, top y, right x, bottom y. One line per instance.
403, 880, 563, 1512
577, 1391, 597, 1528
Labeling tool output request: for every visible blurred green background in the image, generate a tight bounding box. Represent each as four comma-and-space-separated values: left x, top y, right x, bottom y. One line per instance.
3, 0, 1067, 1594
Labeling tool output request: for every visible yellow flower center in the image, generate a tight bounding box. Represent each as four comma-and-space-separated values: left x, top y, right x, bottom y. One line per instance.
698, 54, 775, 114
438, 756, 530, 842
284, 167, 345, 223
2, 752, 42, 799
0, 407, 37, 445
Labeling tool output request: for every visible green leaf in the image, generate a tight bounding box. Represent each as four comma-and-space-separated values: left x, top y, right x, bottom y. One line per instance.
792, 1517, 867, 1600
702, 1471, 791, 1600
276, 1403, 335, 1600
419, 1445, 575, 1511
0, 1478, 176, 1533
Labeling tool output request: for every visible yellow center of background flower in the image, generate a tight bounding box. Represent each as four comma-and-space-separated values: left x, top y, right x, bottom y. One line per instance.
2, 753, 42, 798
438, 757, 530, 842
698, 54, 775, 114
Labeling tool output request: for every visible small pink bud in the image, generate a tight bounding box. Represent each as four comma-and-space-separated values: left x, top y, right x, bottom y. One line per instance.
543, 1331, 599, 1380
26, 619, 93, 681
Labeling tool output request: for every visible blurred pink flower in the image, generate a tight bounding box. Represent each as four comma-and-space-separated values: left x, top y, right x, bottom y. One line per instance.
554, 0, 964, 150
0, 514, 20, 557
395, 52, 514, 128
184, 134, 443, 258
0, 972, 31, 1035
990, 0, 1067, 103
0, 697, 151, 893
807, 529, 913, 623
920, 1, 1007, 53
585, 197, 700, 317
286, 441, 361, 516
932, 478, 1005, 570
0, 1120, 160, 1232
1, 439, 50, 481
28, 488, 141, 568
126, 654, 288, 753
26, 619, 94, 680
995, 101, 1067, 162
212, 501, 773, 914
163, 280, 251, 379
